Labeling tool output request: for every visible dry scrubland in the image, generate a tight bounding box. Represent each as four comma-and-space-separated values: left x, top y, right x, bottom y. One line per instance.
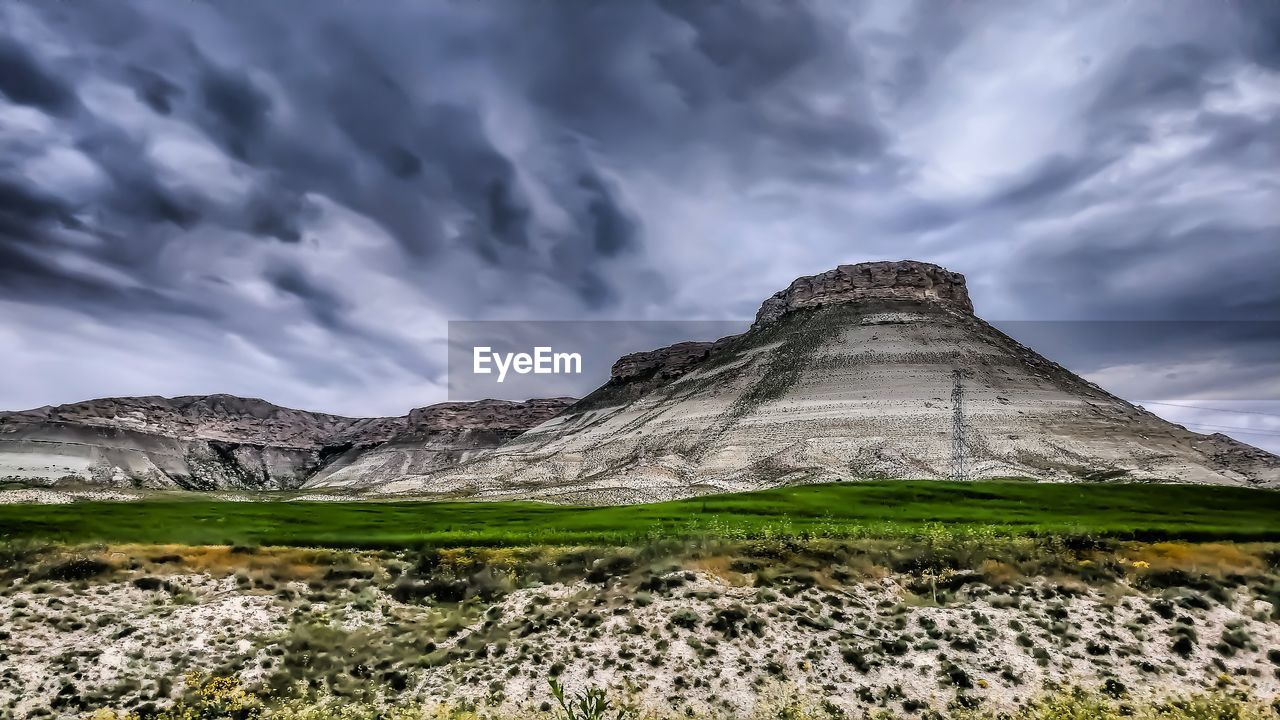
3, 536, 1280, 720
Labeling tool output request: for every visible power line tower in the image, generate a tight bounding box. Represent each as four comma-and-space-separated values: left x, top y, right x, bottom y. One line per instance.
951, 368, 968, 482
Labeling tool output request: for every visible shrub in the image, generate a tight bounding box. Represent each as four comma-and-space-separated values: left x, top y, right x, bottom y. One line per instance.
88, 673, 263, 720
708, 605, 763, 638
548, 678, 633, 720
669, 608, 699, 629
1171, 635, 1195, 657
839, 646, 873, 672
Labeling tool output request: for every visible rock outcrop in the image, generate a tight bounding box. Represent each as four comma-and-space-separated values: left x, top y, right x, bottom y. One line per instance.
0, 396, 573, 491
610, 342, 719, 384
569, 341, 725, 412
753, 260, 973, 327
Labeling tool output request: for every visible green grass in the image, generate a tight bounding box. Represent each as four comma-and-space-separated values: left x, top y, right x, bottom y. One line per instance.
1, 480, 1279, 549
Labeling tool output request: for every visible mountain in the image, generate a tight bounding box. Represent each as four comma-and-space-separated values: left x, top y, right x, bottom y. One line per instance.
6, 261, 1277, 502
0, 395, 573, 491
380, 261, 1280, 503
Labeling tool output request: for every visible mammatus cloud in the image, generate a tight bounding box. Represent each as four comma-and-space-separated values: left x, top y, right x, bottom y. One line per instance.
0, 1, 1276, 448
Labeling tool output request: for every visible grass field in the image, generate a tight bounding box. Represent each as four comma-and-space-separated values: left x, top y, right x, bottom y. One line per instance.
2, 480, 1280, 548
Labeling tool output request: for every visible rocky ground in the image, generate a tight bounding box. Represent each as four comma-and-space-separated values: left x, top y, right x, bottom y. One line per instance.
2, 541, 1279, 718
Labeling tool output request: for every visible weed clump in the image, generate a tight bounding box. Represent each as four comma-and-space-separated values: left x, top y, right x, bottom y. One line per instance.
35, 557, 112, 582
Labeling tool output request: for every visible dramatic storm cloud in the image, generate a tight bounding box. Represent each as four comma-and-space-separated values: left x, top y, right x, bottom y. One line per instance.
1, 1, 1277, 448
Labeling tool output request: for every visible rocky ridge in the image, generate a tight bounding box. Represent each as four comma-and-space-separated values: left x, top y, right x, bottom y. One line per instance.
0, 396, 573, 492
0, 395, 405, 449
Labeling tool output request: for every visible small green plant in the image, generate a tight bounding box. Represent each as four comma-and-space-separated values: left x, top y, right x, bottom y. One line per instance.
548, 678, 632, 720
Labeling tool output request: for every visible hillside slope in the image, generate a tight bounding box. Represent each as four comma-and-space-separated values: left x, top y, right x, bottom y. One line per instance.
303, 398, 577, 491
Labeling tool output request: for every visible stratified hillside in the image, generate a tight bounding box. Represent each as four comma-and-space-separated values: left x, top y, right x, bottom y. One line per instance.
376, 261, 1280, 503
0, 395, 572, 490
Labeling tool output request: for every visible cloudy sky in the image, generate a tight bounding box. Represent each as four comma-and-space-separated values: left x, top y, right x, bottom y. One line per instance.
1, 1, 1278, 447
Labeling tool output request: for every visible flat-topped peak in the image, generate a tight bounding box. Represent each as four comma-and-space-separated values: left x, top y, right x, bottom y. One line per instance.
754, 260, 972, 326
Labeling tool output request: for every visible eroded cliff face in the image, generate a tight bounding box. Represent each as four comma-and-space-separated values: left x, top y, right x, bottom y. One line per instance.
610, 342, 718, 383
0, 396, 573, 491
567, 342, 725, 412
753, 260, 973, 327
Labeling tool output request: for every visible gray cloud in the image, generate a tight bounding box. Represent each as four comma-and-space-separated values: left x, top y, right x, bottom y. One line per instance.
125, 66, 183, 116
0, 0, 1276, 452
198, 64, 272, 160
267, 265, 347, 331
0, 37, 79, 115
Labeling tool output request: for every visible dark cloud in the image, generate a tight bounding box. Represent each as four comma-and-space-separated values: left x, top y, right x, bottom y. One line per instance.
126, 66, 183, 115
484, 177, 530, 251
0, 177, 73, 231
0, 37, 79, 115
1238, 0, 1280, 69
246, 186, 307, 243
0, 185, 215, 322
1192, 111, 1280, 167
199, 65, 271, 159
577, 174, 636, 258
1091, 44, 1220, 116
268, 265, 347, 330
983, 154, 1114, 211
1007, 224, 1280, 321
381, 146, 422, 179
657, 0, 826, 95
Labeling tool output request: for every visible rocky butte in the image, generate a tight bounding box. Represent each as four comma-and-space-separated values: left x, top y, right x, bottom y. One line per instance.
373, 260, 1280, 503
